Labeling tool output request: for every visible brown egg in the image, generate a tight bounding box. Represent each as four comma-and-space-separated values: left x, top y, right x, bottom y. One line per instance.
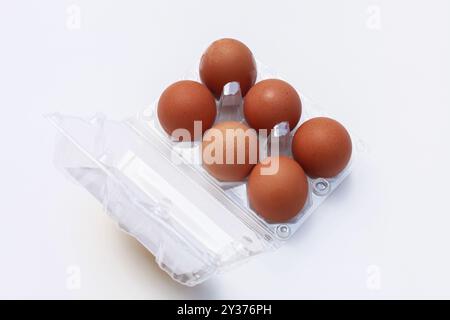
157, 80, 216, 141
199, 38, 257, 98
292, 117, 352, 178
247, 156, 309, 222
202, 121, 258, 181
243, 79, 301, 132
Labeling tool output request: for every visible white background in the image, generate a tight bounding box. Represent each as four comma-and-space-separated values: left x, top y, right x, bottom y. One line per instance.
1, 0, 449, 299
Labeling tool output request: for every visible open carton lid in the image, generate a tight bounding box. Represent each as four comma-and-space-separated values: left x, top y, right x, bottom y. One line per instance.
47, 113, 278, 286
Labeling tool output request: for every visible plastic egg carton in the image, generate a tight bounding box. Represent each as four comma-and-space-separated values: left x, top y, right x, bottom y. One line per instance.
47, 60, 356, 286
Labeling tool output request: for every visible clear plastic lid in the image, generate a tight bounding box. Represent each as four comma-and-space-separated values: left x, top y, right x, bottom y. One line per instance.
47, 113, 277, 286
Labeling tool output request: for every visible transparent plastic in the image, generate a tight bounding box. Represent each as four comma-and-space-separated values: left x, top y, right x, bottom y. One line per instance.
47, 60, 356, 286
